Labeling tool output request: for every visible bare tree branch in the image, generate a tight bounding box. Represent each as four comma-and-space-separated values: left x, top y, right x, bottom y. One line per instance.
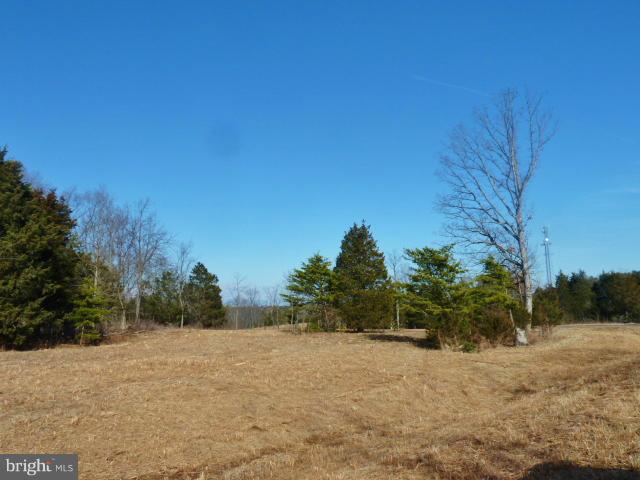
438, 88, 554, 342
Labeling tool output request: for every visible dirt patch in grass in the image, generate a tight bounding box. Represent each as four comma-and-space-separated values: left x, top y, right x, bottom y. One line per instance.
1, 325, 639, 479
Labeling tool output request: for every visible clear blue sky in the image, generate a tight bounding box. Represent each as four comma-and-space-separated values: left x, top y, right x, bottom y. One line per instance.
2, 1, 639, 292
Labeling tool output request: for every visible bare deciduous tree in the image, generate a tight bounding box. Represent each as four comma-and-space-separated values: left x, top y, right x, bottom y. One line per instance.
110, 206, 135, 329
130, 199, 169, 325
73, 189, 176, 330
387, 250, 407, 330
438, 89, 554, 344
73, 188, 134, 328
264, 284, 281, 329
73, 187, 116, 289
231, 274, 246, 329
246, 286, 261, 328
174, 242, 194, 329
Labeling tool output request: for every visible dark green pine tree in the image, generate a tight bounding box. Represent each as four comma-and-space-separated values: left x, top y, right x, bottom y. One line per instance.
555, 271, 572, 318
567, 270, 596, 322
594, 272, 640, 322
185, 262, 226, 328
144, 270, 182, 324
532, 287, 563, 330
333, 222, 392, 331
0, 147, 80, 348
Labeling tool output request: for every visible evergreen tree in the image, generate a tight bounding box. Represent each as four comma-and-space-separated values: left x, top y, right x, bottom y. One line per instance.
185, 262, 225, 328
473, 257, 519, 310
283, 253, 335, 330
404, 245, 473, 347
555, 271, 571, 319
333, 222, 392, 331
0, 148, 80, 348
567, 270, 596, 321
64, 279, 108, 345
594, 272, 640, 322
471, 256, 521, 343
144, 270, 181, 324
532, 287, 563, 331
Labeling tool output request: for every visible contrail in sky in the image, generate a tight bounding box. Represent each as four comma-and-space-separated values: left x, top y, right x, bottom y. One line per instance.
412, 74, 490, 97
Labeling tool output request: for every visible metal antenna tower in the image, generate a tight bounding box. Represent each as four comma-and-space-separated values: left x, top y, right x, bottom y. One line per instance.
542, 227, 552, 287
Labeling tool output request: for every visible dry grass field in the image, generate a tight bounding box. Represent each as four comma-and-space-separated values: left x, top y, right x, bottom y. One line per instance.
1, 325, 639, 479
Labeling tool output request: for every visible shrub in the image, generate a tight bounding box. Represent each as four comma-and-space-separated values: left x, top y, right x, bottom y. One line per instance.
533, 287, 563, 335
474, 306, 516, 346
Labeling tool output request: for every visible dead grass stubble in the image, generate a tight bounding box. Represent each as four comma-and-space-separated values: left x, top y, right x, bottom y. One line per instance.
1, 325, 639, 479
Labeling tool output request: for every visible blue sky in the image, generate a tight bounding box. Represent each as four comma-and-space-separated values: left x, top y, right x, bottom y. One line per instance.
1, 1, 639, 292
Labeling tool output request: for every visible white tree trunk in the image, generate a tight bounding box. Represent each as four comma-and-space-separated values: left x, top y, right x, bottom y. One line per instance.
135, 293, 141, 325
93, 264, 99, 290
516, 213, 532, 346
179, 294, 185, 329
515, 266, 533, 346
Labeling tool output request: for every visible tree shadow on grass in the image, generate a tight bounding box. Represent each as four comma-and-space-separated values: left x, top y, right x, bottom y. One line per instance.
520, 462, 640, 479
366, 333, 438, 349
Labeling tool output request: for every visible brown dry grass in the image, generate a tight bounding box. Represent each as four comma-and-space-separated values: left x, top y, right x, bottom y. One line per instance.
1, 325, 639, 479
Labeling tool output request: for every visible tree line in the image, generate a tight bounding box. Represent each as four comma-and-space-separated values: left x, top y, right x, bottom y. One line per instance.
3, 88, 636, 350
283, 222, 530, 351
0, 148, 225, 348
535, 270, 640, 324
283, 223, 639, 350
